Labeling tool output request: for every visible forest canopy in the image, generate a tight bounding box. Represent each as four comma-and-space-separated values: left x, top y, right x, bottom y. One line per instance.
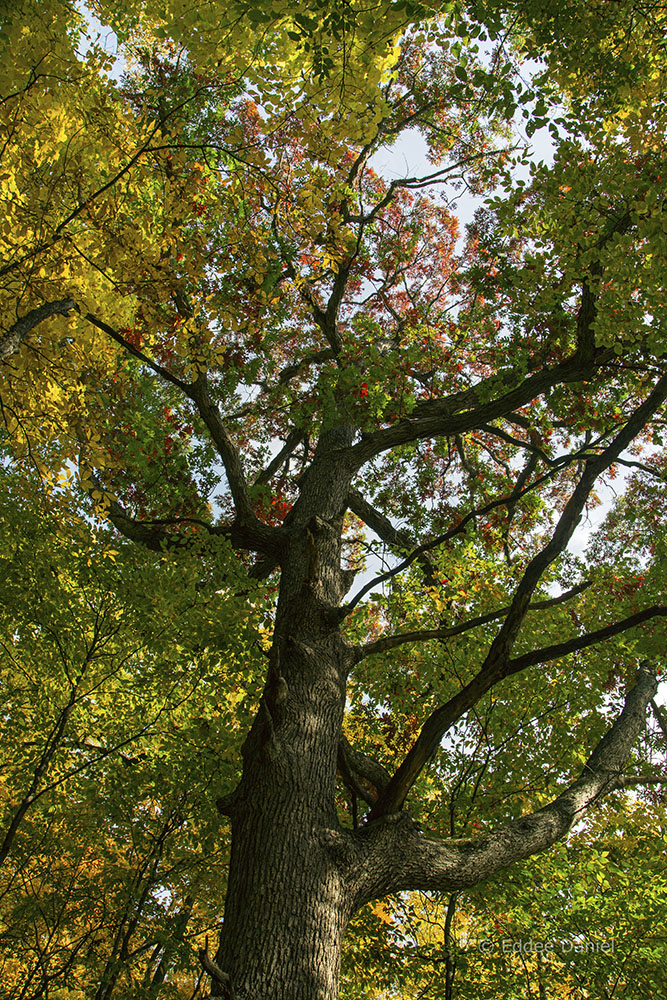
1, 1, 667, 998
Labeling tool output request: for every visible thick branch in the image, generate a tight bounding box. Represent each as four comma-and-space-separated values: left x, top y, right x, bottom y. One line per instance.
0, 299, 77, 361
368, 371, 667, 819
338, 750, 377, 809
199, 939, 235, 999
349, 350, 612, 466
482, 374, 667, 668
350, 666, 657, 903
372, 602, 667, 823
190, 377, 279, 551
338, 735, 391, 796
614, 774, 667, 789
101, 488, 274, 557
370, 601, 667, 822
506, 606, 667, 674
95, 486, 190, 553
254, 429, 303, 486
348, 208, 635, 467
82, 316, 280, 553
271, 347, 336, 387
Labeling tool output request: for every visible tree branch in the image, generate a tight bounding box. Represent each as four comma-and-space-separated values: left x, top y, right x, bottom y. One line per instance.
613, 774, 667, 790
651, 698, 667, 741
338, 735, 391, 796
349, 207, 632, 467
99, 484, 276, 557
271, 348, 336, 386
84, 312, 191, 394
355, 583, 592, 661
254, 429, 304, 486
349, 666, 658, 903
368, 601, 667, 825
82, 316, 281, 554
369, 369, 667, 818
370, 601, 667, 822
480, 375, 667, 668
199, 938, 235, 999
102, 491, 194, 553
344, 459, 576, 615
346, 488, 438, 584
506, 606, 667, 674
0, 299, 77, 361
190, 377, 280, 552
349, 349, 613, 467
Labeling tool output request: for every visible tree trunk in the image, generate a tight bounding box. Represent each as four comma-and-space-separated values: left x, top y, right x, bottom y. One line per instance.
214, 430, 356, 1000
215, 798, 351, 1000
214, 600, 352, 1000
206, 422, 660, 1000
213, 620, 352, 1000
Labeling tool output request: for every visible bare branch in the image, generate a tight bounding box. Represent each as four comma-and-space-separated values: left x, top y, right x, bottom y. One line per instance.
346, 150, 514, 227
199, 938, 235, 999
614, 774, 667, 789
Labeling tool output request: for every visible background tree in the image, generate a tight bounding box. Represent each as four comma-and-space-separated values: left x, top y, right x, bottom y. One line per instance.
2, 1, 667, 998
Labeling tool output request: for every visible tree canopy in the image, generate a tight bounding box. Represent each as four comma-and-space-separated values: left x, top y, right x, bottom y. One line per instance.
1, 1, 667, 997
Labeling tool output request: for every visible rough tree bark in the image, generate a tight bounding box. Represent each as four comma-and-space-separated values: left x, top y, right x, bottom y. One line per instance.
196, 421, 660, 1000
213, 430, 359, 999
46, 202, 665, 1000
72, 321, 666, 1000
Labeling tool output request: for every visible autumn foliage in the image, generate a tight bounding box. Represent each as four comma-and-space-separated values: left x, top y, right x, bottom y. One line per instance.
2, 1, 667, 998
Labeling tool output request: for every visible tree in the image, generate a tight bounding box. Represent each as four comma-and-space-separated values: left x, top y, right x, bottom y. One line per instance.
2, 1, 667, 997
0, 464, 263, 998
337, 710, 667, 999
